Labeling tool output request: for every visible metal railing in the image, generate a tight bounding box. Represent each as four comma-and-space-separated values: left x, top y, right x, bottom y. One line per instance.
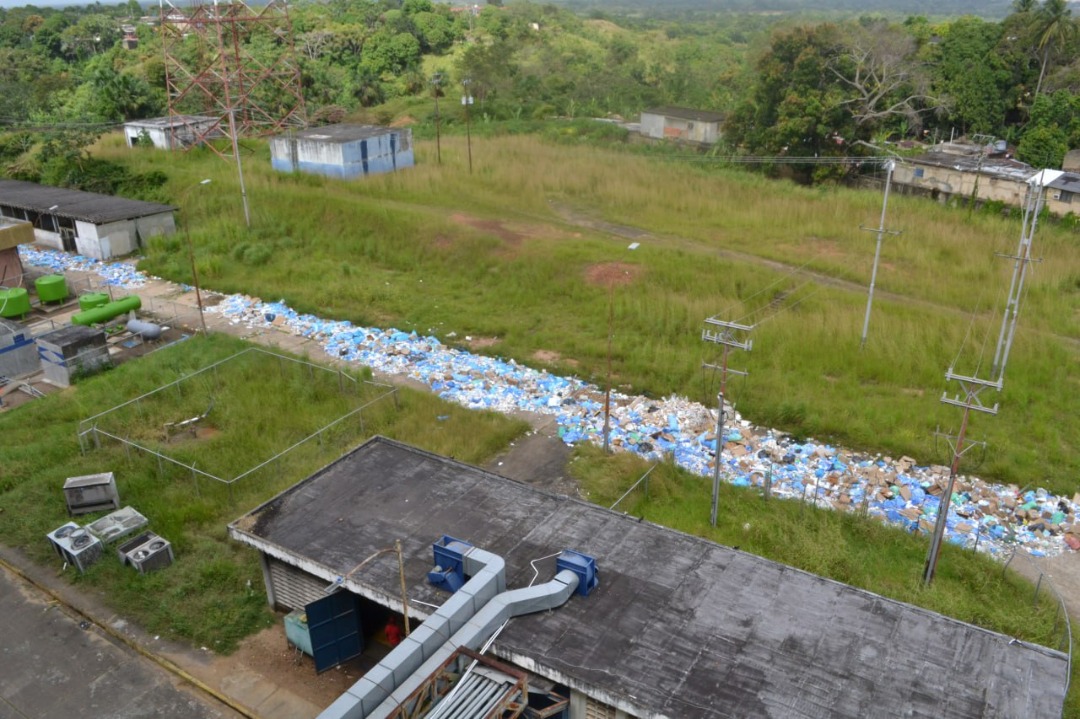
76, 347, 399, 497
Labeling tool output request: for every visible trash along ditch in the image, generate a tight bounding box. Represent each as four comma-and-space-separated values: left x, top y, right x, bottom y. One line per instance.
21, 246, 1079, 559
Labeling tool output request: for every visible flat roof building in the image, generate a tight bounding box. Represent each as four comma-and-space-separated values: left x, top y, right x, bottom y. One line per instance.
229, 436, 1068, 719
269, 124, 414, 179
0, 180, 176, 260
123, 115, 222, 151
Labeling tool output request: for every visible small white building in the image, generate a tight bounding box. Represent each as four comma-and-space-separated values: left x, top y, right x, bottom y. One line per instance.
123, 115, 221, 151
0, 180, 176, 260
639, 106, 726, 145
269, 124, 414, 179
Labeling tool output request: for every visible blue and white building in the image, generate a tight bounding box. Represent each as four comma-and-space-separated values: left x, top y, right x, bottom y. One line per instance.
269, 124, 414, 179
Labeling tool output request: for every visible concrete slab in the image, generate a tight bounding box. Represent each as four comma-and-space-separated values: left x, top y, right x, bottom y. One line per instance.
0, 563, 235, 719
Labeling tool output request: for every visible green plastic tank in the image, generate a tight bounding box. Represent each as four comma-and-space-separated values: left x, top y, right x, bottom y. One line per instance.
0, 287, 30, 318
35, 274, 68, 304
78, 293, 110, 312
71, 295, 141, 326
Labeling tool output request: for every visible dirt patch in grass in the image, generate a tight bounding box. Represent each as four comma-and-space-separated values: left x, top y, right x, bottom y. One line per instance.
532, 349, 578, 367
450, 213, 527, 245
465, 336, 500, 350
584, 262, 642, 287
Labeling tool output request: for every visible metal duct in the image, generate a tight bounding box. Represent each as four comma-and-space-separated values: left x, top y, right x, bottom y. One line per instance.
366, 569, 580, 719
317, 545, 506, 719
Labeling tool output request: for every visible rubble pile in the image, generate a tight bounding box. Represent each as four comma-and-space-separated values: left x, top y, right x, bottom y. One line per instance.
23, 247, 1078, 558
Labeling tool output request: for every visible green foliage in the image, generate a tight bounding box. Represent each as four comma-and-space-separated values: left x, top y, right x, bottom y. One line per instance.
1017, 123, 1069, 167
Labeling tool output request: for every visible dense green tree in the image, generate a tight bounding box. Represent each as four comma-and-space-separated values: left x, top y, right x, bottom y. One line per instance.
1016, 124, 1068, 166
1032, 0, 1076, 99
929, 17, 1012, 134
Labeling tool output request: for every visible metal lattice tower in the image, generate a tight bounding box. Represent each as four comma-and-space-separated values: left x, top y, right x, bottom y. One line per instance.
159, 0, 307, 150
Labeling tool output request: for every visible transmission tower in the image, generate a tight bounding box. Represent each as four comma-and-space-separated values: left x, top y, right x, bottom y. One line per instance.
160, 0, 306, 144
160, 0, 307, 224
922, 169, 1058, 585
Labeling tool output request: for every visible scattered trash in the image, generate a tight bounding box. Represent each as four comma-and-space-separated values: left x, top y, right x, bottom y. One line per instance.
23, 246, 1078, 558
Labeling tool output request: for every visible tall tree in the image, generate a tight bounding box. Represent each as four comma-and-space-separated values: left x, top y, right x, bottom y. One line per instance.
1033, 0, 1076, 99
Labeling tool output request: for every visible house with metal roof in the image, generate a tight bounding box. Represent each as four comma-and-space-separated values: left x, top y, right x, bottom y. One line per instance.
269, 124, 414, 179
639, 106, 726, 145
0, 180, 176, 260
890, 144, 1036, 208
1046, 172, 1080, 217
228, 436, 1069, 719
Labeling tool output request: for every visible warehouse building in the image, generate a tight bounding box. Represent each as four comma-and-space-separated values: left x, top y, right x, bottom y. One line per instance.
269, 124, 414, 179
0, 180, 176, 260
229, 436, 1069, 719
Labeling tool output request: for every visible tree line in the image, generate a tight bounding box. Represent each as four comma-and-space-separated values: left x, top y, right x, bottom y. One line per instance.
0, 0, 1076, 190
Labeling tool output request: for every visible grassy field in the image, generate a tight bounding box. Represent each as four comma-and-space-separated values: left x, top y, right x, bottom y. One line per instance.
95, 130, 1080, 496
0, 334, 529, 651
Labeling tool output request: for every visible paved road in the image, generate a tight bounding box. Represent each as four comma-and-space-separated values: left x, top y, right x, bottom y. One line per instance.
0, 564, 236, 719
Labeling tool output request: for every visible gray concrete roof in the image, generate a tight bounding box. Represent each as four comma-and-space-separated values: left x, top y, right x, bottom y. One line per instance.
229, 437, 1069, 719
123, 115, 219, 129
272, 124, 404, 144
0, 180, 175, 224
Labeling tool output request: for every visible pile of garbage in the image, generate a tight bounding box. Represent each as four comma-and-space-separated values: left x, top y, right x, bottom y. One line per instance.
18, 247, 147, 288
23, 247, 1078, 558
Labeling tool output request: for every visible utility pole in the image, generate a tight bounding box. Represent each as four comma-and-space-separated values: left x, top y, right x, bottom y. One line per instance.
602, 245, 636, 454
923, 369, 998, 584
990, 170, 1054, 380
967, 134, 995, 216
431, 72, 443, 165
461, 77, 473, 174
701, 317, 753, 527
923, 169, 1058, 585
860, 160, 901, 347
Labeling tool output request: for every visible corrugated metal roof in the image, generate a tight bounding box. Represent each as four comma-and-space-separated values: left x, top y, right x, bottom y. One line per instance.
906, 152, 1036, 182
0, 180, 176, 224
642, 106, 726, 123
231, 437, 1070, 719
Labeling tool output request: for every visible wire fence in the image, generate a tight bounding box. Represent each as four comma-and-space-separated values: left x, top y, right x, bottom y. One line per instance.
75, 347, 400, 500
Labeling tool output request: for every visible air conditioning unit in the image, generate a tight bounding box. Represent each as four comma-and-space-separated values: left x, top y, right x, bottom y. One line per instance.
46, 522, 80, 560
63, 472, 120, 515
118, 532, 174, 574
1051, 192, 1062, 201
85, 506, 148, 544
46, 523, 103, 573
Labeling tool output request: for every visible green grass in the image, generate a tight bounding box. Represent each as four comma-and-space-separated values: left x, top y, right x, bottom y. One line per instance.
100, 131, 1080, 496
0, 334, 529, 652
570, 445, 1080, 718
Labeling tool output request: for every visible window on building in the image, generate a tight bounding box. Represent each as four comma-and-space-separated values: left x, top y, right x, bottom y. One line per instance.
1060, 190, 1073, 204
914, 168, 925, 178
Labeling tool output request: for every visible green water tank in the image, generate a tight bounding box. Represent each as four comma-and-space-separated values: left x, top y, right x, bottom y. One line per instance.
78, 293, 110, 312
71, 295, 142, 326
35, 275, 68, 304
0, 287, 30, 318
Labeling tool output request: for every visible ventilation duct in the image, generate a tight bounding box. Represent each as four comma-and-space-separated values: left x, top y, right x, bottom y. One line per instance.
317, 536, 598, 719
